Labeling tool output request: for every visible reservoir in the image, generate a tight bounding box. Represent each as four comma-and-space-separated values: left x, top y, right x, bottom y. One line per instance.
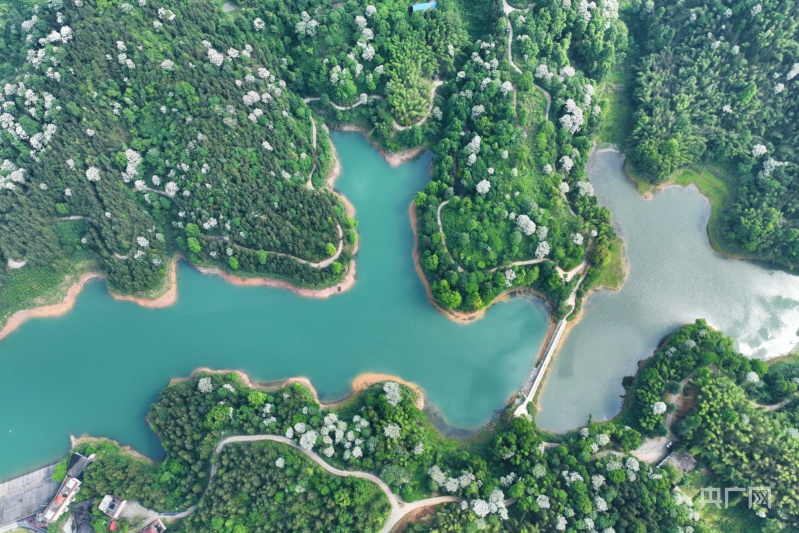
0, 133, 550, 480
536, 150, 799, 432
3, 140, 797, 480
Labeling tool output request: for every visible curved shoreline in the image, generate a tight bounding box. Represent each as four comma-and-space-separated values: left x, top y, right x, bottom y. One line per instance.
182, 367, 425, 410
616, 151, 797, 272
0, 134, 359, 341
409, 201, 555, 325
334, 124, 427, 167
0, 259, 178, 343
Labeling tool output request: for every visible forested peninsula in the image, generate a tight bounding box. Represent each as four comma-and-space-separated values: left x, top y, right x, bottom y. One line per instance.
0, 0, 626, 327
626, 0, 799, 268
46, 321, 799, 532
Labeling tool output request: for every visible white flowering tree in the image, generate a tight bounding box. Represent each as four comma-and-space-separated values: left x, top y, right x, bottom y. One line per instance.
652, 401, 667, 415
383, 423, 401, 439
517, 214, 536, 236
383, 382, 402, 406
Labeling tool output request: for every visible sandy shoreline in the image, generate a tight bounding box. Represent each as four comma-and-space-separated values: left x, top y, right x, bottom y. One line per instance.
186, 367, 425, 410
194, 263, 356, 299
324, 132, 357, 219
0, 259, 178, 342
0, 138, 359, 339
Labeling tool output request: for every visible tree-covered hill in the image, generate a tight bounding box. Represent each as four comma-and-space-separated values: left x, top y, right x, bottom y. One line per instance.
627, 0, 799, 266
0, 0, 358, 316
0, 0, 630, 322
413, 0, 627, 316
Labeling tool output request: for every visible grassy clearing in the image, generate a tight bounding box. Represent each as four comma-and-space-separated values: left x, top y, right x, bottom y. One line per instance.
672, 167, 732, 252
598, 69, 633, 147
595, 236, 626, 291
621, 163, 733, 245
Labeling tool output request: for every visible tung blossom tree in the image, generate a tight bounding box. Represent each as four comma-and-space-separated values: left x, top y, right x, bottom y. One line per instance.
383, 423, 401, 439
197, 377, 213, 393
383, 382, 402, 406
752, 144, 768, 157
85, 167, 101, 182
535, 241, 550, 259
516, 214, 536, 236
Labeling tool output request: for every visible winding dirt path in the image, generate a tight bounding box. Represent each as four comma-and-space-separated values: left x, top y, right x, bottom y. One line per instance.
206, 224, 343, 269
208, 435, 459, 533
304, 95, 382, 111
307, 115, 318, 189
436, 200, 587, 281
436, 200, 464, 272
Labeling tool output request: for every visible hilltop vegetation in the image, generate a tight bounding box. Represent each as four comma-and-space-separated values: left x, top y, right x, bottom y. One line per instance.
0, 0, 627, 324
627, 0, 799, 267
413, 0, 626, 316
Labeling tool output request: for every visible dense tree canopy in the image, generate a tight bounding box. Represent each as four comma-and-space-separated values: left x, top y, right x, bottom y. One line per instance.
0, 0, 626, 324
627, 0, 799, 266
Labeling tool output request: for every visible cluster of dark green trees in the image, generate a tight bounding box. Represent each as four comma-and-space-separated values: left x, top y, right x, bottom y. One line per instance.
0, 0, 360, 321
627, 0, 799, 266
235, 0, 467, 125
179, 441, 390, 532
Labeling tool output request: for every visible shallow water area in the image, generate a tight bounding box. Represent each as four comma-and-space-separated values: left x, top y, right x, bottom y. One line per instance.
536, 150, 799, 432
0, 133, 550, 480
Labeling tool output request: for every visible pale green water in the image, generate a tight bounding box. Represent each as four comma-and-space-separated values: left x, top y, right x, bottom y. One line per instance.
0, 133, 550, 480
537, 150, 799, 432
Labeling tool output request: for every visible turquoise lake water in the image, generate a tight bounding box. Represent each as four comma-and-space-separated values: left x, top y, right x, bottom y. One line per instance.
4, 140, 798, 481
0, 133, 550, 480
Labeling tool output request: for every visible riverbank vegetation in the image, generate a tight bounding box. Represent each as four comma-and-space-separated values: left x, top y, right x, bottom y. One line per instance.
52, 317, 797, 531
412, 0, 628, 317
625, 0, 799, 268
0, 0, 629, 325
65, 362, 750, 532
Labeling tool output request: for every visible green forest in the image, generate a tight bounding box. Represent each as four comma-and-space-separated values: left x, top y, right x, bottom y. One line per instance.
626, 0, 799, 267
62, 320, 799, 531
0, 0, 629, 325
